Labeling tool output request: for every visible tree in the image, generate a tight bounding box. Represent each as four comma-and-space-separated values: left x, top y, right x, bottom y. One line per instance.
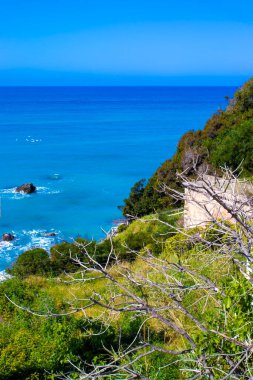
6, 169, 253, 379
8, 248, 51, 278
122, 179, 147, 217
71, 169, 253, 379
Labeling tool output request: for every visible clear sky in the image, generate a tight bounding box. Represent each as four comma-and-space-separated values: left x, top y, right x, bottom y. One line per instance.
0, 0, 253, 85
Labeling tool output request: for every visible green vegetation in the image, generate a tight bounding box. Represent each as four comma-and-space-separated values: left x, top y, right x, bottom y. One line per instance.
0, 277, 127, 380
122, 78, 253, 217
113, 211, 180, 257
7, 248, 51, 278
209, 119, 253, 174
1, 221, 252, 378
1, 79, 253, 379
7, 238, 120, 278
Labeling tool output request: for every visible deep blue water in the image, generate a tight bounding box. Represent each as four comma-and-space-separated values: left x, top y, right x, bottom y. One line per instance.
0, 86, 236, 270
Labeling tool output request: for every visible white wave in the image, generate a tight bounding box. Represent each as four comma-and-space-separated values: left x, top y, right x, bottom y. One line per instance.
0, 188, 29, 200
0, 229, 60, 251
0, 187, 31, 200
1, 187, 18, 194
36, 187, 61, 195
36, 186, 48, 191
19, 229, 61, 252
0, 271, 12, 282
0, 230, 61, 277
0, 186, 61, 199
25, 136, 42, 143
0, 240, 13, 252
0, 229, 62, 272
22, 229, 46, 236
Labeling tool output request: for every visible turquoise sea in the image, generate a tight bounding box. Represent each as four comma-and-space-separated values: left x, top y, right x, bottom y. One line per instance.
0, 86, 236, 270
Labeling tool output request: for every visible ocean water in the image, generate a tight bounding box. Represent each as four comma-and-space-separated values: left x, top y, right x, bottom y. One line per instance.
0, 86, 236, 270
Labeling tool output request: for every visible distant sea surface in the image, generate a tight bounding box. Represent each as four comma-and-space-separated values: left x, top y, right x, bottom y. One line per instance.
0, 86, 236, 270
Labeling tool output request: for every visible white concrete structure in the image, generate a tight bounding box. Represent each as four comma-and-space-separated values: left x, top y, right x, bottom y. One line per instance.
184, 176, 253, 228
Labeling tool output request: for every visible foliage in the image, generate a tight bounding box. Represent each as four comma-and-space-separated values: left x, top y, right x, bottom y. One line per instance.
1, 210, 253, 378
50, 238, 116, 272
50, 241, 84, 274
113, 212, 179, 259
121, 179, 146, 217
209, 119, 253, 174
122, 161, 181, 217
0, 277, 140, 380
122, 78, 253, 217
7, 248, 51, 278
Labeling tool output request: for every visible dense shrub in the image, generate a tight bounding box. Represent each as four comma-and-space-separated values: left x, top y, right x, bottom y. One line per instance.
50, 238, 116, 272
210, 119, 253, 174
113, 213, 179, 259
0, 276, 146, 380
8, 248, 51, 278
50, 241, 85, 274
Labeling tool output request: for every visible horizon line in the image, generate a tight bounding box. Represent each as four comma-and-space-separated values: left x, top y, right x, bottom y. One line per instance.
0, 84, 238, 88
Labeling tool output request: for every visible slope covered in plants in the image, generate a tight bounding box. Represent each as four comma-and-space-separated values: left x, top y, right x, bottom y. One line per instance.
122, 78, 253, 217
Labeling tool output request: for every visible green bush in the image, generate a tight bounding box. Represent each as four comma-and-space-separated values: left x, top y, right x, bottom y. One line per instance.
122, 78, 253, 217
210, 120, 253, 175
50, 241, 84, 274
50, 238, 114, 272
8, 249, 51, 278
0, 276, 145, 380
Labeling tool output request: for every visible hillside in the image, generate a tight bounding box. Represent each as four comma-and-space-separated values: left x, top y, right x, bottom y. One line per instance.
1, 205, 252, 379
122, 78, 253, 217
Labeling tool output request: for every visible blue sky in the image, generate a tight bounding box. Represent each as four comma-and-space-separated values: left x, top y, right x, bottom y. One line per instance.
0, 0, 253, 85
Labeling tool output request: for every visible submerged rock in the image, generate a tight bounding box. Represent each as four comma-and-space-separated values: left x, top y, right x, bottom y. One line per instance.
44, 232, 56, 237
48, 173, 61, 181
2, 233, 15, 242
16, 183, 36, 194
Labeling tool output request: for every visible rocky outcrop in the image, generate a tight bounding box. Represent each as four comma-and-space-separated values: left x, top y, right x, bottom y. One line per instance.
16, 183, 36, 194
44, 232, 56, 237
2, 233, 15, 242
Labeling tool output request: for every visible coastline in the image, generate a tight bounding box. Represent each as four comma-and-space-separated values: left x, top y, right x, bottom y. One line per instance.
0, 86, 234, 271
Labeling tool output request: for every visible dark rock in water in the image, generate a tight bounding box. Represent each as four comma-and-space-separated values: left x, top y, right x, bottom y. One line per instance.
16, 183, 36, 194
44, 232, 56, 237
2, 233, 15, 242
